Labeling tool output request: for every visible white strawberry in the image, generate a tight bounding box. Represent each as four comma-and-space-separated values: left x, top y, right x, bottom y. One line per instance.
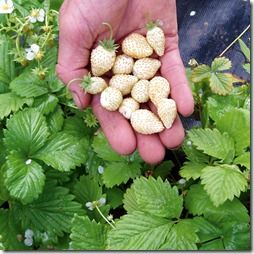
133, 58, 161, 80
122, 33, 153, 59
157, 98, 177, 128
112, 54, 134, 75
100, 87, 123, 111
131, 80, 150, 103
109, 74, 138, 96
91, 23, 118, 76
131, 109, 164, 134
119, 97, 139, 119
81, 73, 107, 94
146, 21, 165, 56
149, 76, 170, 106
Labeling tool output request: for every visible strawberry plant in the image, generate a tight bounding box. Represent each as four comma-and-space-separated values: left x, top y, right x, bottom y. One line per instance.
0, 0, 250, 251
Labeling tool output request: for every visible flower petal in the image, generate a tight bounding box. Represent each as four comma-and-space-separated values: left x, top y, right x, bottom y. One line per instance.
28, 16, 37, 23
26, 51, 35, 61
31, 44, 40, 54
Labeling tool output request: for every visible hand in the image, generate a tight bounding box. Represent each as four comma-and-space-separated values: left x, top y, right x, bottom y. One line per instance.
56, 0, 194, 164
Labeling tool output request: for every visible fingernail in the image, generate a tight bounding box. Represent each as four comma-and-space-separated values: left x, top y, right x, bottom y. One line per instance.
72, 93, 83, 109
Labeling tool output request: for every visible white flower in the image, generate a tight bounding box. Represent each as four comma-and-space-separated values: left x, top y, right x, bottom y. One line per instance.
98, 197, 106, 205
107, 214, 113, 221
97, 165, 104, 174
85, 197, 106, 211
41, 232, 49, 242
85, 201, 94, 211
25, 44, 40, 61
178, 178, 186, 185
24, 237, 33, 247
0, 0, 14, 13
24, 229, 34, 239
25, 159, 32, 165
28, 9, 45, 23
190, 11, 196, 16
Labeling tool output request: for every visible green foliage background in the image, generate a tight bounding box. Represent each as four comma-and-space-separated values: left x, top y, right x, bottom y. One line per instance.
0, 0, 250, 251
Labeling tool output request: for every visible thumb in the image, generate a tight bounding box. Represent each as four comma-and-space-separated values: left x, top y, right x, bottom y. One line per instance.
56, 2, 93, 109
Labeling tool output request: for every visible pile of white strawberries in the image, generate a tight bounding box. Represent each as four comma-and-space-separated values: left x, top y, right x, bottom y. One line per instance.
81, 21, 177, 135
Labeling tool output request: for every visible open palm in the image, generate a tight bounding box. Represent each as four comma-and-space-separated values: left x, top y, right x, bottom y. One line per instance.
56, 0, 194, 164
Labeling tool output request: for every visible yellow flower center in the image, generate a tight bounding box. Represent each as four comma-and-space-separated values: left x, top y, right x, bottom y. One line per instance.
2, 3, 9, 10
35, 51, 43, 60
31, 9, 39, 17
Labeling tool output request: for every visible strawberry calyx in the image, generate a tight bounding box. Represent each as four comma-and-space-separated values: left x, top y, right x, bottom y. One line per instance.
99, 39, 118, 52
81, 73, 93, 90
146, 20, 160, 31
99, 22, 119, 52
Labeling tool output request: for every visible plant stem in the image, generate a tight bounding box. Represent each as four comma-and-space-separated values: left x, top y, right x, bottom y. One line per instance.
102, 22, 113, 40
95, 206, 116, 229
219, 25, 250, 57
67, 78, 83, 89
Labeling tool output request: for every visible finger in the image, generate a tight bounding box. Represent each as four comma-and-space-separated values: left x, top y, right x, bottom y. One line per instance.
136, 133, 165, 165
159, 116, 185, 149
65, 69, 91, 109
56, 2, 94, 109
91, 95, 136, 155
149, 101, 185, 149
160, 44, 194, 117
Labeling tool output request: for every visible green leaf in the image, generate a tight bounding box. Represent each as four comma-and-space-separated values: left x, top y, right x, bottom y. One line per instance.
102, 162, 141, 188
123, 185, 139, 213
73, 175, 102, 205
243, 63, 250, 74
191, 64, 211, 82
10, 71, 48, 98
188, 128, 235, 162
182, 139, 210, 163
132, 177, 183, 219
207, 96, 237, 123
107, 211, 172, 250
4, 109, 49, 156
5, 152, 45, 204
222, 222, 250, 250
211, 57, 232, 71
215, 108, 250, 155
234, 152, 250, 170
92, 132, 125, 162
14, 180, 83, 237
238, 39, 250, 61
106, 187, 124, 209
192, 217, 221, 243
46, 68, 64, 93
46, 106, 64, 133
0, 35, 16, 80
63, 116, 89, 139
34, 133, 88, 171
209, 72, 234, 95
50, 0, 64, 10
185, 184, 250, 224
153, 160, 174, 179
40, 47, 58, 69
180, 161, 206, 180
201, 164, 248, 206
0, 209, 25, 250
32, 94, 58, 114
0, 164, 9, 204
200, 239, 224, 250
72, 175, 109, 223
0, 93, 33, 119
0, 68, 10, 85
160, 220, 199, 250
70, 215, 107, 250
